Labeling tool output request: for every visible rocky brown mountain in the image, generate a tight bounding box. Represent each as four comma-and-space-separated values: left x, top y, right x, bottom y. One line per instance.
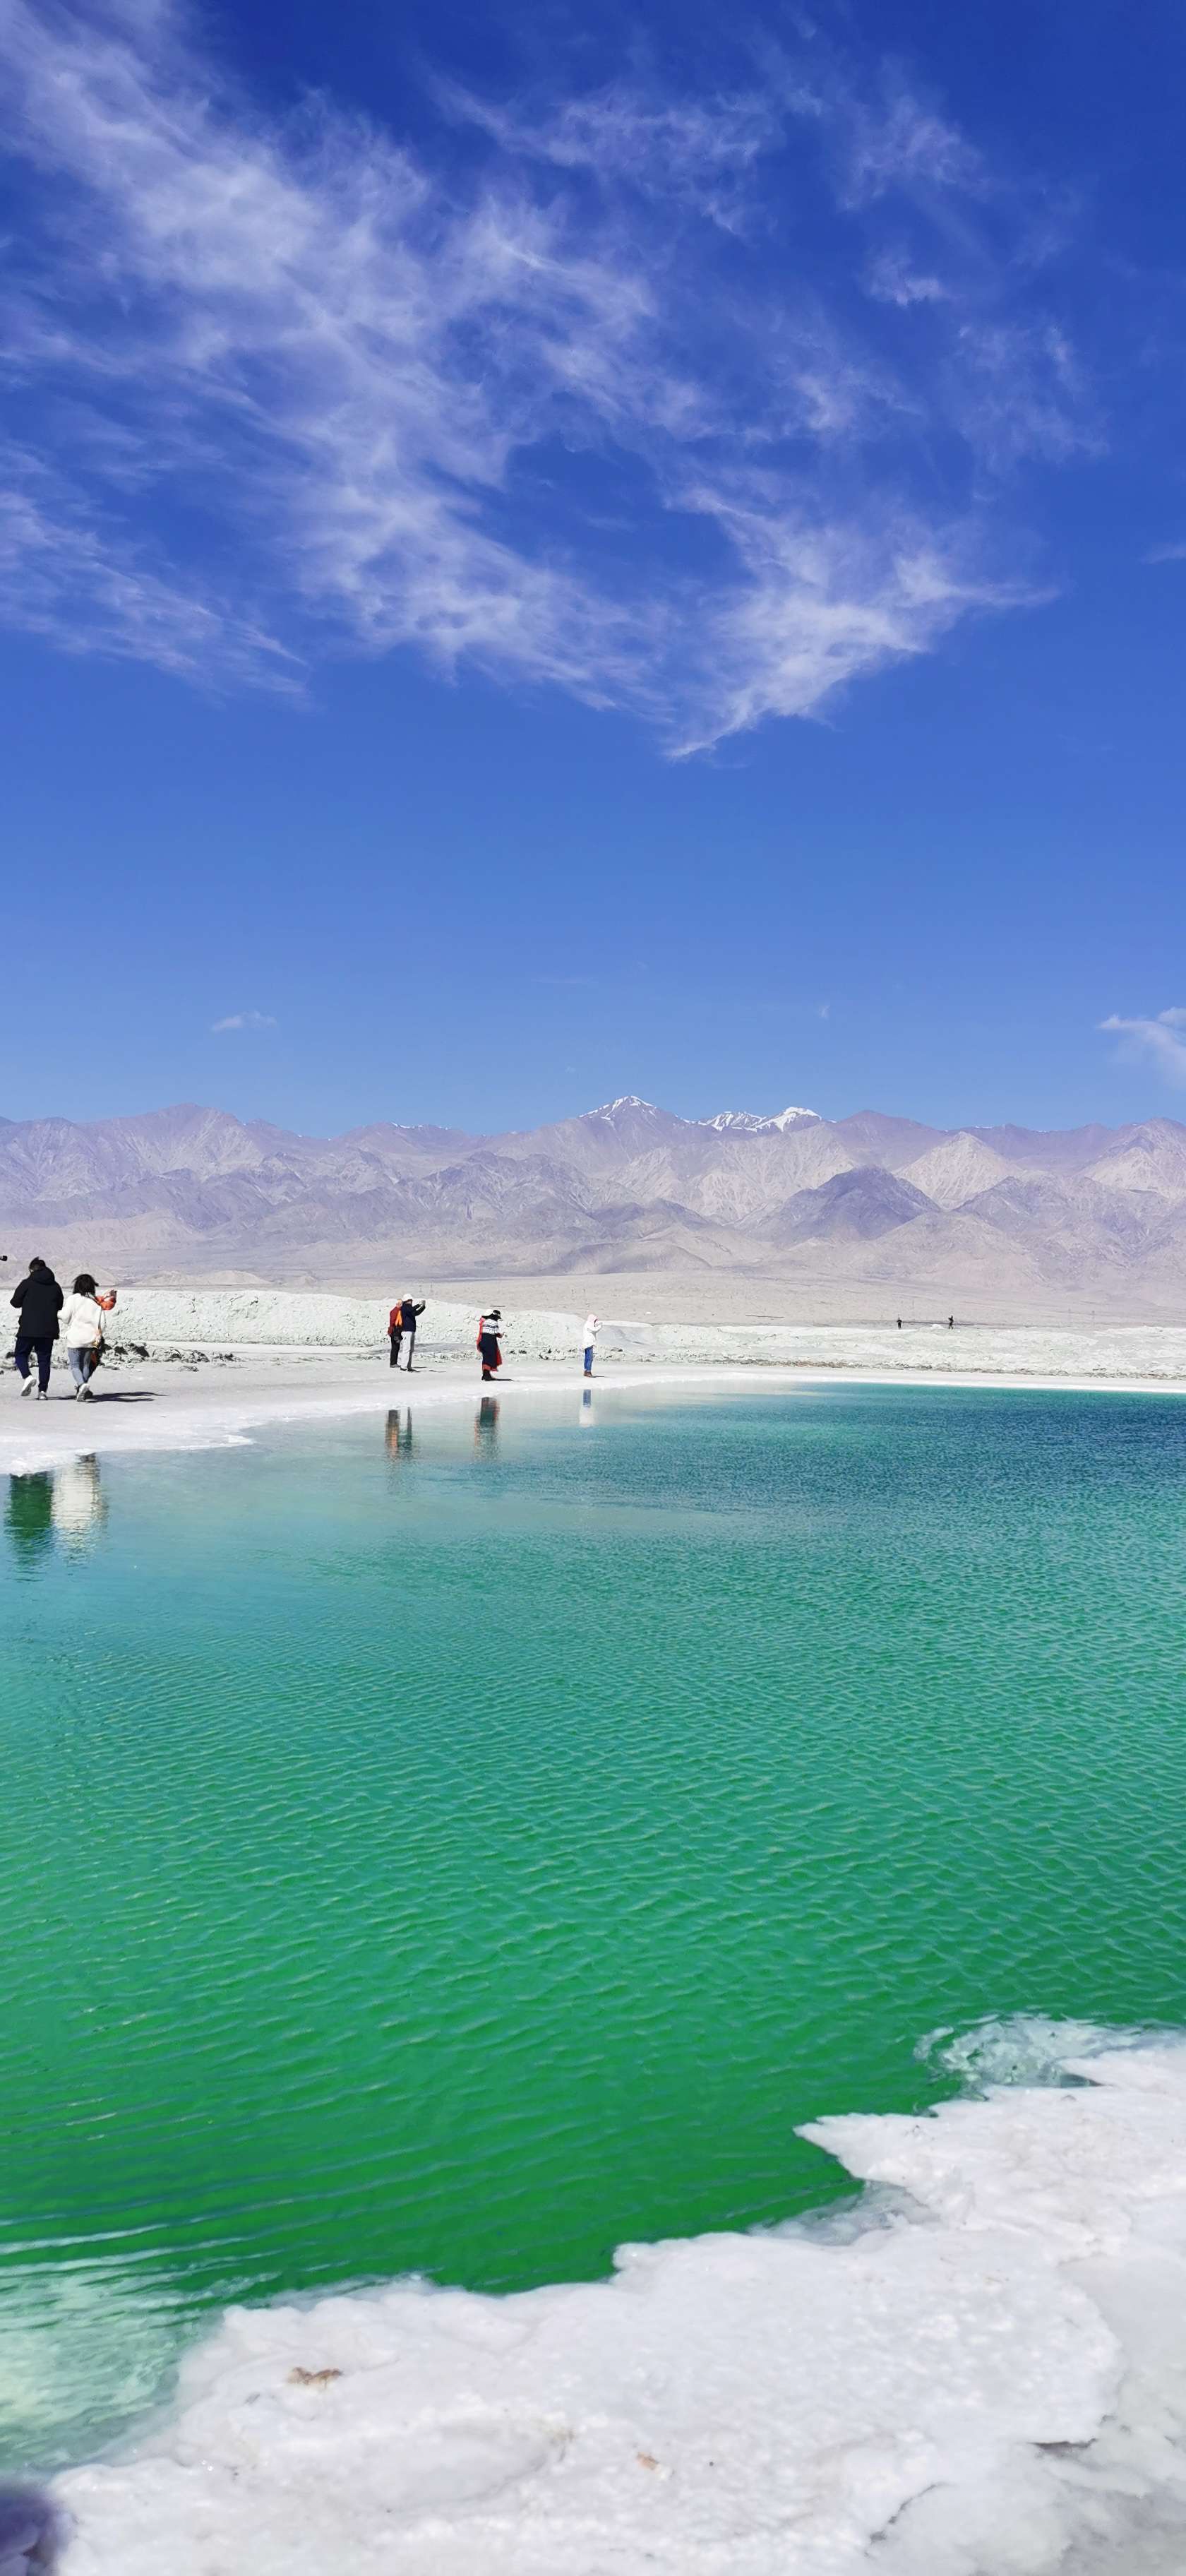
2, 1095, 1185, 1314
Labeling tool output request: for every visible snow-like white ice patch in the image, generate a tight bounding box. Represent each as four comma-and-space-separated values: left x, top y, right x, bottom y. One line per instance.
49, 2023, 1186, 2572
102, 1292, 1186, 1384
107, 1289, 542, 1351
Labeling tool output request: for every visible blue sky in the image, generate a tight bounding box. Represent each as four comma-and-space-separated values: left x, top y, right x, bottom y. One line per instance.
3, 0, 1186, 1136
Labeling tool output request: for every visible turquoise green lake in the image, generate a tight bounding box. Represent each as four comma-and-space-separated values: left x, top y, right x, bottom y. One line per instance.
4, 1382, 1186, 2473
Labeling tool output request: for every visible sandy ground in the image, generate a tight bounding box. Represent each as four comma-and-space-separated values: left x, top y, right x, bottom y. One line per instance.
11, 1248, 1180, 1327
4, 1328, 1186, 1477
427, 1268, 1186, 1328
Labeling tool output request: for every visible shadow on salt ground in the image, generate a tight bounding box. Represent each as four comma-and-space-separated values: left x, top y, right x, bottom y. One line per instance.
0, 2486, 64, 2569
63, 1392, 157, 1405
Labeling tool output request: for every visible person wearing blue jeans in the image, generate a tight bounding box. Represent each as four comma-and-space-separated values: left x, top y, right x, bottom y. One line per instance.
15, 1335, 54, 1396
582, 1312, 599, 1378
59, 1275, 109, 1402
11, 1256, 64, 1399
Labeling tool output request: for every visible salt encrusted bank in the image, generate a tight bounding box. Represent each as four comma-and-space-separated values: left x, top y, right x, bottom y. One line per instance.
54, 2027, 1186, 2574
5, 1292, 1186, 1478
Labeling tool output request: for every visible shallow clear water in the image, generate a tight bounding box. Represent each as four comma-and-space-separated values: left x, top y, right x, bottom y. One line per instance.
4, 1381, 1186, 2475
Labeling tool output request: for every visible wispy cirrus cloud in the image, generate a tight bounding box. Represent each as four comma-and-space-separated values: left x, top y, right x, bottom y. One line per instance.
0, 451, 296, 687
1100, 1008, 1186, 1085
0, 0, 1097, 749
211, 1011, 277, 1034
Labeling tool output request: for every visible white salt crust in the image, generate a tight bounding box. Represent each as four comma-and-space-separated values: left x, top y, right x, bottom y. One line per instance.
53, 2024, 1186, 2573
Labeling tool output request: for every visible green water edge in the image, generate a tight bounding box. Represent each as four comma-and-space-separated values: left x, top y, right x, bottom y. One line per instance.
3, 1381, 1186, 2474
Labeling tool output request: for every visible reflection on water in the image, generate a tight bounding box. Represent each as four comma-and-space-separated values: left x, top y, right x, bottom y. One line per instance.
385, 1408, 414, 1460
474, 1395, 500, 1446
5, 1473, 54, 1572
4, 1457, 107, 1573
580, 1387, 594, 1423
52, 1457, 108, 1554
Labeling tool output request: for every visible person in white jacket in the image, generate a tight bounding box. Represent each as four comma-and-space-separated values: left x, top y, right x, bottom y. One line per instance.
582, 1313, 599, 1378
59, 1272, 115, 1398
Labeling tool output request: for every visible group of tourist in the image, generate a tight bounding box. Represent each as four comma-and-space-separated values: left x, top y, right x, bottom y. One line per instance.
9, 1268, 604, 1400
8, 1259, 117, 1401
387, 1303, 602, 1380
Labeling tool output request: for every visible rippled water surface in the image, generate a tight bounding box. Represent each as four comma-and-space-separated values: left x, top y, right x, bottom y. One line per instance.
4, 1382, 1186, 2470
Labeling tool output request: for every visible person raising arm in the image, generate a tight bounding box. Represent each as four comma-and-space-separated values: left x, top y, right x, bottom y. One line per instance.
397, 1296, 426, 1372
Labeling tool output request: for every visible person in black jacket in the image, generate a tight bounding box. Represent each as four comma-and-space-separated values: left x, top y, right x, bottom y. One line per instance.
11, 1258, 64, 1399
396, 1296, 425, 1372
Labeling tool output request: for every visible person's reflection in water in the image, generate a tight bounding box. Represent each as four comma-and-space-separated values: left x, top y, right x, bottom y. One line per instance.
51, 1454, 107, 1553
580, 1387, 594, 1423
4, 1472, 55, 1573
474, 1395, 500, 1447
385, 1408, 414, 1460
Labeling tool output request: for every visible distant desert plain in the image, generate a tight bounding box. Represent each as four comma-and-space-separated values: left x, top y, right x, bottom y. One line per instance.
4, 1094, 1186, 1325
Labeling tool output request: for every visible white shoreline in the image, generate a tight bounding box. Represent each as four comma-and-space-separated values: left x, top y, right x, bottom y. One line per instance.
52, 2023, 1186, 2575
6, 1289, 1186, 1475
4, 1352, 1186, 1478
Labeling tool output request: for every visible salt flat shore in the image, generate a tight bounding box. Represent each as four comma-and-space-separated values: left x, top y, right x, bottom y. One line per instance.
3, 1289, 1186, 1475
50, 2026, 1186, 2575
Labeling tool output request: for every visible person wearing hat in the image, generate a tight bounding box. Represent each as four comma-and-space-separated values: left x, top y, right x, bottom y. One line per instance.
396, 1294, 425, 1371
477, 1308, 503, 1381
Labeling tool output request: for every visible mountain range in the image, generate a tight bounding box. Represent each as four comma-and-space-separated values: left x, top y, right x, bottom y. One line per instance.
3, 1096, 1186, 1317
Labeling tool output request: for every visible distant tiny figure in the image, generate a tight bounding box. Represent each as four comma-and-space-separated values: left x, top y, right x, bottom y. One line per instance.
397, 1294, 425, 1371
477, 1308, 503, 1381
947, 1314, 954, 1330
582, 1312, 599, 1378
896, 1316, 902, 1330
60, 1273, 109, 1400
10, 1257, 63, 1400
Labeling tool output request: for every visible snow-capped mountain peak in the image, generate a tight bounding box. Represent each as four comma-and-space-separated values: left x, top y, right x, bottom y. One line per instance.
700, 1106, 820, 1134
581, 1097, 693, 1133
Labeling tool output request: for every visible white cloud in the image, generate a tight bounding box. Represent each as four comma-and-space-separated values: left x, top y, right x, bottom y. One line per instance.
437, 78, 784, 227
0, 452, 297, 686
830, 76, 989, 210
947, 321, 1101, 468
1145, 542, 1186, 564
1100, 1009, 1186, 1085
0, 0, 1096, 749
211, 1011, 277, 1033
865, 251, 950, 308
669, 486, 1039, 751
